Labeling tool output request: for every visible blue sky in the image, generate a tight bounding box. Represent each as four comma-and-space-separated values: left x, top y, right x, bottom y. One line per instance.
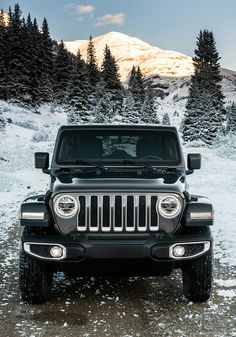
1, 0, 236, 70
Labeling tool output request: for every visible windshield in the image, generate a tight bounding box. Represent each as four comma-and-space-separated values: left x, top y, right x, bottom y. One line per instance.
55, 129, 181, 166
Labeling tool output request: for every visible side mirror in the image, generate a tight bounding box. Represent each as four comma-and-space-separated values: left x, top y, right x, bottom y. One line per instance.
35, 152, 49, 170
187, 153, 201, 172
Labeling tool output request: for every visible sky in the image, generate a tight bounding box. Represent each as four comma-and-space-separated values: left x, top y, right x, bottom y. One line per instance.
1, 0, 236, 71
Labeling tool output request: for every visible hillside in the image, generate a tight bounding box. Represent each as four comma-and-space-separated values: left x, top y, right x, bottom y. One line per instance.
64, 31, 236, 122
64, 31, 194, 81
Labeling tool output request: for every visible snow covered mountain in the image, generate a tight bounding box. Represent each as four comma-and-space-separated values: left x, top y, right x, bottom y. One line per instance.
64, 32, 194, 81
64, 31, 236, 112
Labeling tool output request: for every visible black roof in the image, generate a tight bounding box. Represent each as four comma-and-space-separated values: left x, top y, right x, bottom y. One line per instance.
59, 124, 178, 133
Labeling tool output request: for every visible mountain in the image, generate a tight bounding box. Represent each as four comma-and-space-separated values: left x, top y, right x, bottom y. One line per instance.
64, 31, 236, 124
64, 32, 194, 81
2, 12, 9, 25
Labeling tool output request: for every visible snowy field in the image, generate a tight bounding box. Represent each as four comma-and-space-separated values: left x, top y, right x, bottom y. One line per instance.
0, 101, 235, 337
1, 101, 235, 267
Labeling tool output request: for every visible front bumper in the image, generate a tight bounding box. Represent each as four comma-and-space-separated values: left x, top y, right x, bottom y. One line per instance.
21, 232, 213, 263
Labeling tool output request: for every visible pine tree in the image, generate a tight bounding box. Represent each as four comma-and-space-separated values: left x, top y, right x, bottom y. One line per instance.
135, 67, 145, 102
129, 66, 145, 102
94, 93, 113, 123
128, 66, 136, 89
53, 40, 71, 104
226, 102, 236, 133
86, 35, 100, 88
141, 83, 159, 124
38, 17, 54, 104
162, 112, 171, 125
182, 30, 224, 144
26, 17, 43, 106
101, 45, 122, 90
41, 18, 53, 76
0, 9, 7, 100
121, 92, 140, 124
38, 72, 53, 103
128, 66, 145, 114
101, 44, 123, 115
66, 50, 90, 124
5, 4, 31, 104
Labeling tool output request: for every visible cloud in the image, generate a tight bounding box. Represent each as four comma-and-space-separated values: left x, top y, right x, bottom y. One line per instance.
95, 13, 125, 27
64, 3, 95, 20
76, 5, 95, 15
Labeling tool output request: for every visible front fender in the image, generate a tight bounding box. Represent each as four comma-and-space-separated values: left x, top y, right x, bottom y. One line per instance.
183, 195, 214, 227
19, 195, 50, 227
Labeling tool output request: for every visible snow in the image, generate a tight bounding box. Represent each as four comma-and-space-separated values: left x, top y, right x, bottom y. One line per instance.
215, 279, 236, 287
217, 289, 236, 298
185, 145, 236, 266
0, 101, 66, 239
64, 31, 194, 81
0, 97, 235, 330
0, 101, 236, 267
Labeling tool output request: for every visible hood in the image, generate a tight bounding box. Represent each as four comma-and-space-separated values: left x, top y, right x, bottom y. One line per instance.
52, 171, 186, 197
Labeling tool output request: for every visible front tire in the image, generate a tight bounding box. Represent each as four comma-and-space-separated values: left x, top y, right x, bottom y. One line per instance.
182, 249, 213, 302
19, 251, 53, 304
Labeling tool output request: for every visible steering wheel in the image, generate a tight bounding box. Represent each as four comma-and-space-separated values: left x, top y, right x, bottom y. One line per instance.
140, 155, 162, 160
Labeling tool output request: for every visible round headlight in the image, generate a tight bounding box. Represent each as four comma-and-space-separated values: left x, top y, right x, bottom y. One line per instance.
55, 195, 78, 218
158, 195, 181, 218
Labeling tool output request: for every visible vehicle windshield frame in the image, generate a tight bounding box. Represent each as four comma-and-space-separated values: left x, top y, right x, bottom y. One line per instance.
54, 128, 183, 168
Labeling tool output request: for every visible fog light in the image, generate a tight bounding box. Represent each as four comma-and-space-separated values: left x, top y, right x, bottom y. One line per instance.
173, 245, 185, 257
50, 246, 63, 258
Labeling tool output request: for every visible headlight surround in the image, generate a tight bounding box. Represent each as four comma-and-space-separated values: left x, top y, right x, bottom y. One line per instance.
158, 194, 181, 219
55, 195, 79, 218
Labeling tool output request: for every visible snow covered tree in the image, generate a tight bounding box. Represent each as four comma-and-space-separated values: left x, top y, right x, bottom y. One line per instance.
40, 18, 53, 76
25, 16, 43, 106
53, 40, 71, 104
128, 66, 145, 105
128, 66, 136, 89
226, 102, 236, 133
141, 83, 159, 124
38, 72, 53, 103
66, 50, 90, 124
5, 4, 31, 105
101, 44, 123, 115
38, 17, 54, 104
94, 92, 113, 123
101, 45, 122, 90
121, 92, 140, 124
0, 10, 7, 100
87, 35, 100, 88
162, 112, 171, 125
182, 30, 224, 144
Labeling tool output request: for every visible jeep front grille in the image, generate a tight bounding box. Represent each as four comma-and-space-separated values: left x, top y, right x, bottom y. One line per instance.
77, 194, 159, 232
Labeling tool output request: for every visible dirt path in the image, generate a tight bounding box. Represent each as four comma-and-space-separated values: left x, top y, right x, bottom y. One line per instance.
0, 222, 235, 337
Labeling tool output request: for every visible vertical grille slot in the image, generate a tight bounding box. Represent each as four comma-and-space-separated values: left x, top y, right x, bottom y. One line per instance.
146, 195, 151, 230
150, 196, 158, 231
138, 196, 146, 231
126, 196, 135, 231
114, 196, 122, 232
102, 196, 110, 231
90, 196, 98, 231
122, 195, 127, 230
78, 196, 86, 231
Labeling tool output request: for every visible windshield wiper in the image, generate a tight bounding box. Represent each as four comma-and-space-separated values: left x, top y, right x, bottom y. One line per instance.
122, 160, 174, 174
58, 159, 107, 172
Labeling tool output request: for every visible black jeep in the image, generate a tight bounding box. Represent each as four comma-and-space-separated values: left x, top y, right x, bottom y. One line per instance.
19, 125, 213, 304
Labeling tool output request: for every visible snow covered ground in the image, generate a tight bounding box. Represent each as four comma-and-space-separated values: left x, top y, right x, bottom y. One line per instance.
0, 101, 235, 267
0, 101, 235, 337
